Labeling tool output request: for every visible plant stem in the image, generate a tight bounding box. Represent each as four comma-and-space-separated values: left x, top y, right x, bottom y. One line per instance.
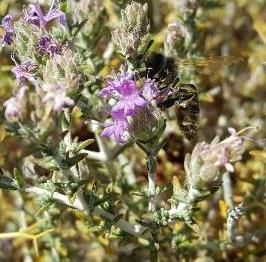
24, 186, 147, 238
13, 192, 33, 262
222, 172, 234, 208
147, 155, 157, 212
150, 241, 158, 262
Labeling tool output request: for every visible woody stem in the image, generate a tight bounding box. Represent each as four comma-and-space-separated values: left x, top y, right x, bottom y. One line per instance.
147, 155, 157, 212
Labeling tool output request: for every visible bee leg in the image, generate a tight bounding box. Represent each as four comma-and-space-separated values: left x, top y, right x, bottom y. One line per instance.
157, 97, 176, 109
171, 75, 180, 88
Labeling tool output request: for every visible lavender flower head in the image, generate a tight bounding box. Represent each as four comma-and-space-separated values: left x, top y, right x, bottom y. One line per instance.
99, 70, 166, 145
38, 35, 61, 56
11, 60, 37, 83
100, 71, 148, 116
3, 86, 28, 122
194, 128, 244, 172
1, 14, 15, 46
101, 110, 130, 144
42, 84, 74, 112
185, 128, 245, 190
141, 78, 160, 101
99, 71, 132, 97
24, 3, 67, 29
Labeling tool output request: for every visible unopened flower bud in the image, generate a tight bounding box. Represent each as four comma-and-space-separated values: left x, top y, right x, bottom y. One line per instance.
71, 0, 103, 32
44, 48, 78, 91
112, 2, 150, 58
175, 0, 197, 15
3, 86, 28, 122
164, 21, 187, 57
129, 106, 166, 147
185, 128, 245, 190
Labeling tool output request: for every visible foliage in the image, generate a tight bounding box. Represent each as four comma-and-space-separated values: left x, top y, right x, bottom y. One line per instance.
0, 0, 265, 261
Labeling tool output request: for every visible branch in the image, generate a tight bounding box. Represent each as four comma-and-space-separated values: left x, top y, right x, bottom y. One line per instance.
222, 172, 234, 208
147, 156, 157, 212
23, 186, 147, 238
226, 203, 245, 244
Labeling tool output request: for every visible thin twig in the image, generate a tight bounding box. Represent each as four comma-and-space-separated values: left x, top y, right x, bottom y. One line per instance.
222, 172, 234, 208
24, 186, 147, 237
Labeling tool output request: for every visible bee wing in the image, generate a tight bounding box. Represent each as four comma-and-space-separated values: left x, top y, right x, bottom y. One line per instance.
177, 56, 244, 75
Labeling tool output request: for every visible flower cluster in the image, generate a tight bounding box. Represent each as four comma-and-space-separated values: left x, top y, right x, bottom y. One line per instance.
100, 71, 161, 144
3, 86, 28, 122
112, 2, 150, 58
11, 59, 37, 83
185, 128, 244, 189
24, 3, 66, 29
38, 35, 62, 56
42, 84, 74, 112
1, 2, 74, 121
1, 14, 15, 46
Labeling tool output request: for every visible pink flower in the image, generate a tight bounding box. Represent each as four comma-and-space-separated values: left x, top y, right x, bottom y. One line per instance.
42, 84, 74, 112
99, 71, 133, 97
38, 35, 62, 56
3, 86, 28, 122
24, 3, 67, 29
11, 60, 37, 83
192, 128, 244, 173
101, 110, 129, 144
100, 71, 148, 116
112, 80, 148, 116
141, 78, 160, 101
1, 14, 15, 46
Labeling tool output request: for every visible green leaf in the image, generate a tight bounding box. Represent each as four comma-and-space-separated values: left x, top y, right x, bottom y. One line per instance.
32, 157, 60, 171
0, 176, 20, 190
76, 139, 94, 152
155, 137, 168, 155
72, 19, 88, 38
36, 200, 55, 217
13, 168, 24, 188
137, 33, 154, 59
63, 153, 87, 169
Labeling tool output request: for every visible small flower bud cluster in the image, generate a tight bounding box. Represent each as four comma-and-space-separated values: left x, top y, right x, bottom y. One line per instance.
112, 2, 150, 58
3, 86, 28, 122
1, 14, 14, 46
185, 128, 244, 193
43, 48, 78, 91
71, 0, 103, 29
24, 3, 66, 30
164, 21, 187, 57
1, 2, 77, 122
175, 0, 198, 15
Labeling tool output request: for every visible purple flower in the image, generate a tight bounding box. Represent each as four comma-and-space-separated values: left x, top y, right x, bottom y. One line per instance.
1, 15, 15, 46
24, 3, 67, 29
99, 71, 133, 97
141, 78, 160, 101
100, 71, 148, 116
42, 84, 74, 112
192, 128, 244, 173
112, 80, 148, 115
11, 60, 37, 83
3, 86, 28, 122
101, 110, 129, 144
38, 35, 61, 56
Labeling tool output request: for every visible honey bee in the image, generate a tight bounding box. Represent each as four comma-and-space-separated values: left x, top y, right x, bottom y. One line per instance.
145, 53, 243, 140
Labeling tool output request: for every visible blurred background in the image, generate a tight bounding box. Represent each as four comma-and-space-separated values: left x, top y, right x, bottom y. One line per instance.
0, 0, 265, 261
